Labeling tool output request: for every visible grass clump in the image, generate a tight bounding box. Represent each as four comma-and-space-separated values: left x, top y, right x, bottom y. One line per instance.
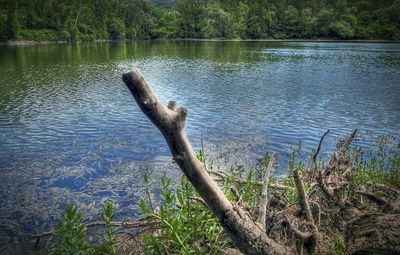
43, 202, 121, 255
52, 204, 90, 255
97, 202, 118, 255
139, 173, 227, 254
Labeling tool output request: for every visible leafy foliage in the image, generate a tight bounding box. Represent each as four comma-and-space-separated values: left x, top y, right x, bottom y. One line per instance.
97, 202, 118, 255
52, 204, 90, 255
139, 173, 228, 254
1, 0, 399, 42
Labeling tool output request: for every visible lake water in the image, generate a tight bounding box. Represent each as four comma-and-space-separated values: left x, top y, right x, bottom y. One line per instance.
0, 41, 400, 251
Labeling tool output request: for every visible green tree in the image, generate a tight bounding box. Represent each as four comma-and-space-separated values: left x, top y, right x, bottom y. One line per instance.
202, 4, 233, 38
108, 18, 126, 39
6, 0, 20, 39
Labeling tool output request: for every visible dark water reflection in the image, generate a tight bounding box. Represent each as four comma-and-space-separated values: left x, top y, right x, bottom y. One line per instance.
0, 41, 399, 251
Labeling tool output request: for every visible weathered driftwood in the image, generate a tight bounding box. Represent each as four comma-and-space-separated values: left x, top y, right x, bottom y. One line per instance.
123, 68, 400, 255
123, 68, 292, 254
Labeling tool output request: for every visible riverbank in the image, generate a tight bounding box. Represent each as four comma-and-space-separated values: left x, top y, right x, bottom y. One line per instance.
32, 132, 400, 254
1, 38, 397, 46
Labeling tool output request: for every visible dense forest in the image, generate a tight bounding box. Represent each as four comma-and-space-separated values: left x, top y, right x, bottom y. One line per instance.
1, 0, 399, 42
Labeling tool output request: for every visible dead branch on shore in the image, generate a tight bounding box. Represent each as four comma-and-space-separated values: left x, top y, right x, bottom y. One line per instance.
122, 69, 400, 254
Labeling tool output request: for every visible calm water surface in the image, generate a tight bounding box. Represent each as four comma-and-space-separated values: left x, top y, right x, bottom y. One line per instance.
0, 41, 399, 251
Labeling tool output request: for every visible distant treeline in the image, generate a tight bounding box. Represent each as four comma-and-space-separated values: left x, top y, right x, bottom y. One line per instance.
1, 0, 399, 42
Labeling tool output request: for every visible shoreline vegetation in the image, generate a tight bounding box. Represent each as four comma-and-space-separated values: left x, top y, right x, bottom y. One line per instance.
34, 132, 400, 254
1, 0, 400, 44
1, 38, 399, 46
31, 71, 400, 254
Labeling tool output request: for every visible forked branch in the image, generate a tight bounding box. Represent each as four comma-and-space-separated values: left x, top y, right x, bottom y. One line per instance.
123, 68, 291, 255
123, 69, 231, 218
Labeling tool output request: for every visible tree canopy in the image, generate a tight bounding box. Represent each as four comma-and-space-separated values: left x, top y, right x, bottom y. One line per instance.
1, 0, 399, 42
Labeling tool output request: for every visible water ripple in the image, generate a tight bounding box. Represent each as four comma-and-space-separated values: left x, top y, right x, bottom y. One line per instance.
0, 41, 399, 251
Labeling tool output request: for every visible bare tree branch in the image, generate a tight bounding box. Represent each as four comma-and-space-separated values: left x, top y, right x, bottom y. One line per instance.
357, 190, 392, 210
312, 130, 330, 167
310, 130, 329, 181
208, 169, 289, 190
293, 169, 314, 224
230, 187, 243, 204
122, 68, 291, 255
257, 152, 277, 227
33, 219, 158, 249
340, 129, 357, 154
189, 196, 208, 208
123, 68, 231, 217
293, 168, 319, 254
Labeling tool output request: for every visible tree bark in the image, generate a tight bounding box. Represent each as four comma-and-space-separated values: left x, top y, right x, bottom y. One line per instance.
345, 213, 400, 254
122, 68, 292, 255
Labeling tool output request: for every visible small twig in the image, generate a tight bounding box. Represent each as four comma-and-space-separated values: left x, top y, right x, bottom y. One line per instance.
291, 226, 313, 241
257, 152, 277, 227
230, 187, 243, 204
235, 178, 289, 190
208, 170, 289, 190
189, 196, 208, 208
207, 170, 228, 179
367, 181, 400, 198
357, 190, 392, 210
283, 217, 313, 241
311, 130, 329, 181
341, 166, 353, 179
33, 219, 158, 240
340, 129, 357, 154
201, 134, 207, 171
316, 172, 333, 198
293, 168, 314, 225
309, 201, 321, 227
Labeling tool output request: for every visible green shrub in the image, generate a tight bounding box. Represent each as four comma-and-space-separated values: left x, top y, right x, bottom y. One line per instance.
52, 204, 91, 255
97, 202, 118, 255
108, 19, 126, 39
19, 29, 59, 41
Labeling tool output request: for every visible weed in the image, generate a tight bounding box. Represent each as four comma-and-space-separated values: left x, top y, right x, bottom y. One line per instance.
97, 202, 118, 255
52, 204, 91, 255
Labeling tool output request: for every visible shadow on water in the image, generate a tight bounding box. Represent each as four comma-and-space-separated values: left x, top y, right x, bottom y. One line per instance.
0, 41, 399, 252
